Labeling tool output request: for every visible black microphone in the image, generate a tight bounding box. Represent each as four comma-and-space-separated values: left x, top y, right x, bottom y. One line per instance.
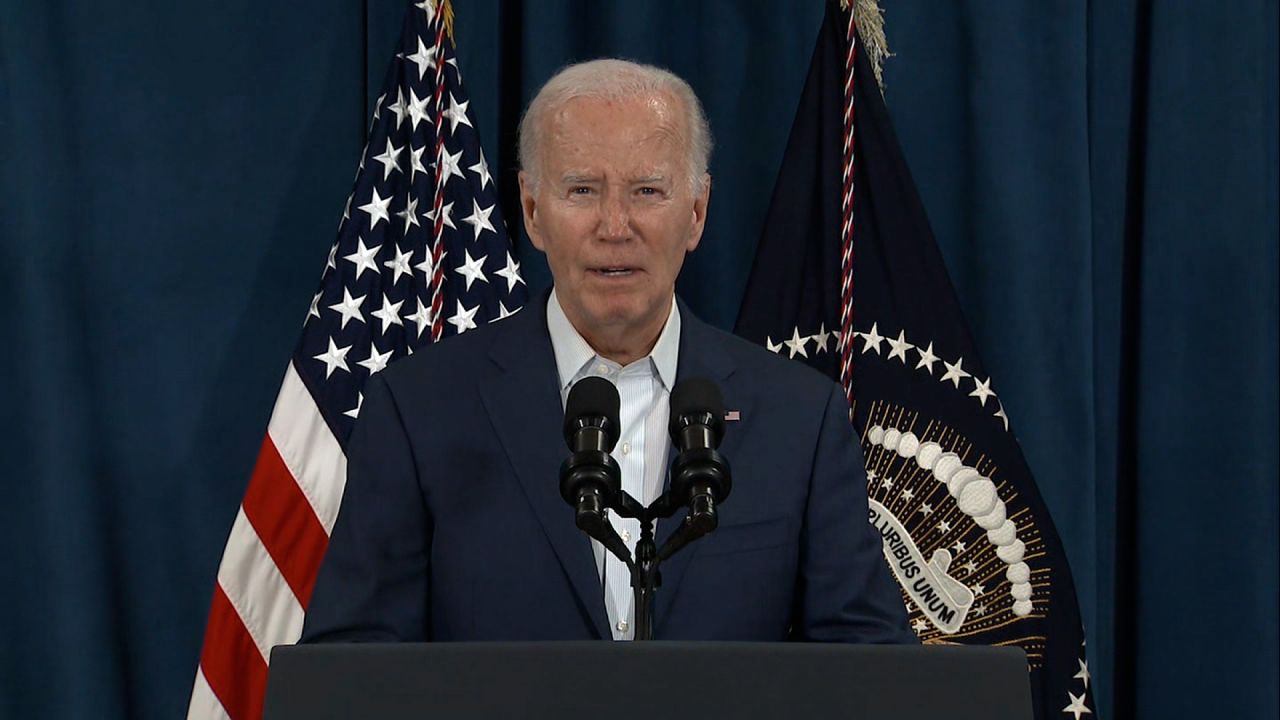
667, 378, 732, 535
559, 376, 623, 537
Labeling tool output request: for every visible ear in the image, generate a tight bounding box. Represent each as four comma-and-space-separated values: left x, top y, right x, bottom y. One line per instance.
518, 171, 546, 252
685, 173, 711, 253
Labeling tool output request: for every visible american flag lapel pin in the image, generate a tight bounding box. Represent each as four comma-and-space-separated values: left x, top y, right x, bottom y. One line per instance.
725, 410, 741, 422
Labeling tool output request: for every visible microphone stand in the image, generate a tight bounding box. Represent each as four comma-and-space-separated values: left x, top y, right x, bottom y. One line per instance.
607, 493, 717, 641
633, 518, 658, 641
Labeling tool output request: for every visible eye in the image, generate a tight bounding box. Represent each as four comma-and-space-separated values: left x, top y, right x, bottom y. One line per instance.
637, 186, 660, 196
570, 186, 593, 195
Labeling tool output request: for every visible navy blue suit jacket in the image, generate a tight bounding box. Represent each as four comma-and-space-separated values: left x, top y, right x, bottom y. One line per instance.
301, 294, 914, 643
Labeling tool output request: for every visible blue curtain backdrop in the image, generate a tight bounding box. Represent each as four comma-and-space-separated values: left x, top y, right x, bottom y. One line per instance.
1, 1, 1275, 718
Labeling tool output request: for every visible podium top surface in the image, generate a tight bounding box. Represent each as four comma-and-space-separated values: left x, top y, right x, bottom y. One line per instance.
265, 641, 1032, 720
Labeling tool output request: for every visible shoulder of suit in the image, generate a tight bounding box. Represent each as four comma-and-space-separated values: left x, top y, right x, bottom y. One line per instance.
376, 309, 522, 390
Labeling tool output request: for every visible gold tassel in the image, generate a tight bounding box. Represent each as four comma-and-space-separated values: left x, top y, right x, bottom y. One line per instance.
427, 0, 456, 42
442, 0, 455, 42
841, 0, 891, 93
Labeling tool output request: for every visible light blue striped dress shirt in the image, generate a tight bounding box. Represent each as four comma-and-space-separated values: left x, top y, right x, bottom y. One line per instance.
546, 289, 680, 641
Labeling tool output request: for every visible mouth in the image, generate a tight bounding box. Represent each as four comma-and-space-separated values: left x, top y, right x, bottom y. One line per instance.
590, 266, 640, 278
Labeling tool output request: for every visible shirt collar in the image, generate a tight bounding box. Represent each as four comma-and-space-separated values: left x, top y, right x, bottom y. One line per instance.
546, 289, 681, 392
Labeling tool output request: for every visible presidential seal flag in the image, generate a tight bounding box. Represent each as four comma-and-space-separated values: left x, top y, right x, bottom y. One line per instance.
734, 2, 1095, 719
187, 2, 527, 718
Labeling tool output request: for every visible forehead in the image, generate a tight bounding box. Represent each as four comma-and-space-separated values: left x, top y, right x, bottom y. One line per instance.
542, 92, 686, 170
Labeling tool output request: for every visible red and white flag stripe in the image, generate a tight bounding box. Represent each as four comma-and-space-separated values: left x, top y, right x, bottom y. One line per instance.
188, 362, 345, 719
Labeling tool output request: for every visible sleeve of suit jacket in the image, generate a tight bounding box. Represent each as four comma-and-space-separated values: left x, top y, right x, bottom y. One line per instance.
794, 383, 917, 643
300, 372, 430, 642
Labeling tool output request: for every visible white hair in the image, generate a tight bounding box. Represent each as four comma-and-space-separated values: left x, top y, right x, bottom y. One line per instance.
518, 58, 713, 192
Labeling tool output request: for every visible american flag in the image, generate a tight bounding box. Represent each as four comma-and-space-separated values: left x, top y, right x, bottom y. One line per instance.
187, 2, 527, 718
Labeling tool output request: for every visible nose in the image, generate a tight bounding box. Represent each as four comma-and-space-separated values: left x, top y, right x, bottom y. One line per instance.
597, 191, 631, 242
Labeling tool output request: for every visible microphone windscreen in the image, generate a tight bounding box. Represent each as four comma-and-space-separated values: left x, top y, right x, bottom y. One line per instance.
668, 377, 726, 440
564, 376, 621, 448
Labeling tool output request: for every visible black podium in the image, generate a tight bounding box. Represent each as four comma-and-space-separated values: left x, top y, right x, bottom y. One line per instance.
264, 641, 1032, 719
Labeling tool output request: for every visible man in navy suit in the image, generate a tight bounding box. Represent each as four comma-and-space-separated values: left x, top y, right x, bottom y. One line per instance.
301, 59, 914, 644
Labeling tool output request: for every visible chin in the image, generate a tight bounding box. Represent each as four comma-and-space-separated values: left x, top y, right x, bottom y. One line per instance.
583, 295, 656, 330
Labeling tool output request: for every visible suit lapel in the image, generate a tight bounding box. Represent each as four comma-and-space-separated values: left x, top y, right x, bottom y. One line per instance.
477, 296, 610, 639
654, 303, 752, 631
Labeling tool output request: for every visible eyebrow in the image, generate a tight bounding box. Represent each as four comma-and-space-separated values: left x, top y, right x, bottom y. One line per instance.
556, 173, 671, 185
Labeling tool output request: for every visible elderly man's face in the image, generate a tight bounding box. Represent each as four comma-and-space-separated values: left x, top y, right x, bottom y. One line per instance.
520, 92, 709, 353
